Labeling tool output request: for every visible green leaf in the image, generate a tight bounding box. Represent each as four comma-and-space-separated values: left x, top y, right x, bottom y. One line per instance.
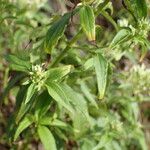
6, 114, 16, 141
16, 94, 36, 123
25, 83, 36, 104
61, 84, 90, 119
45, 82, 73, 113
9, 64, 29, 72
61, 84, 91, 138
54, 128, 68, 141
47, 82, 91, 135
39, 117, 54, 125
14, 116, 33, 141
80, 5, 95, 41
39, 117, 68, 129
84, 58, 94, 70
46, 65, 72, 81
50, 119, 68, 128
80, 81, 98, 108
110, 29, 130, 48
135, 0, 147, 18
1, 73, 25, 102
81, 139, 96, 150
5, 54, 31, 72
124, 0, 147, 19
15, 85, 28, 110
34, 91, 52, 118
44, 13, 71, 54
38, 125, 57, 150
93, 134, 111, 150
94, 53, 108, 99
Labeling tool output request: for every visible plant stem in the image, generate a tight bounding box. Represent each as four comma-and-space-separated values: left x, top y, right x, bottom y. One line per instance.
95, 0, 118, 32
95, 0, 109, 17
101, 10, 119, 32
72, 46, 95, 54
50, 29, 82, 67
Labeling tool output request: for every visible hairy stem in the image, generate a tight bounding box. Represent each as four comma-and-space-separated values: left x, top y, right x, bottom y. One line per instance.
95, 0, 110, 17
50, 29, 82, 67
100, 10, 119, 32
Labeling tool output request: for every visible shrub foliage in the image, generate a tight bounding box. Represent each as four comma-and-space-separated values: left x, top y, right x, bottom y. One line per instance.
0, 0, 150, 149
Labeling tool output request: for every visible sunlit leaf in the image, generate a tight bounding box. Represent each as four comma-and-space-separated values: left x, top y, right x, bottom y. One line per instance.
25, 83, 36, 104
39, 117, 68, 129
46, 65, 72, 81
5, 54, 31, 72
84, 58, 94, 70
94, 53, 108, 99
61, 84, 91, 138
110, 29, 130, 48
38, 125, 57, 150
80, 5, 95, 41
45, 82, 73, 113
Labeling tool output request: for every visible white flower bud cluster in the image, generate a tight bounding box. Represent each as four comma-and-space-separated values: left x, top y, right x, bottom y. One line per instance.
129, 65, 150, 98
29, 64, 46, 91
130, 18, 150, 38
118, 18, 129, 27
118, 18, 150, 38
111, 120, 123, 132
137, 18, 150, 38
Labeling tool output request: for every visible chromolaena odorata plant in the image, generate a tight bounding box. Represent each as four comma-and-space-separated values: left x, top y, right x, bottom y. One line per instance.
1, 0, 150, 149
